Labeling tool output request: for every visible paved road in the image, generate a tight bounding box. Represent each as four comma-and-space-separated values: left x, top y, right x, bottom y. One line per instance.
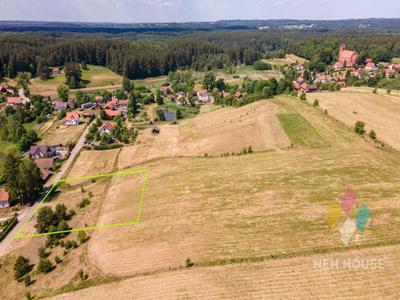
0, 122, 91, 257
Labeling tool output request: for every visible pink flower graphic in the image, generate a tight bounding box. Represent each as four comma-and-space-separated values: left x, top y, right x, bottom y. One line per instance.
341, 187, 356, 215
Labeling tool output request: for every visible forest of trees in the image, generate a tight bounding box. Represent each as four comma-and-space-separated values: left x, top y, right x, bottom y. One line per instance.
0, 31, 399, 81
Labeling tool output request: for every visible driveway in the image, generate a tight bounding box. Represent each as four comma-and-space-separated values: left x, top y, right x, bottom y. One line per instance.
0, 122, 91, 257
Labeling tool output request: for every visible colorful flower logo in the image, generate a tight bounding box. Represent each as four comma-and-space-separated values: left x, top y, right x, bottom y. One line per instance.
327, 187, 372, 246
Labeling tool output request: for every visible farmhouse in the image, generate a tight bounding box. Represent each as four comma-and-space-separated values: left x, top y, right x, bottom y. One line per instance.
95, 95, 103, 102
160, 85, 173, 94
7, 97, 22, 106
0, 189, 10, 208
98, 121, 114, 135
300, 83, 317, 93
80, 102, 95, 109
196, 89, 213, 104
104, 109, 123, 118
54, 101, 68, 111
52, 67, 61, 75
65, 112, 80, 125
34, 157, 55, 181
29, 145, 53, 159
335, 44, 358, 68
0, 83, 9, 93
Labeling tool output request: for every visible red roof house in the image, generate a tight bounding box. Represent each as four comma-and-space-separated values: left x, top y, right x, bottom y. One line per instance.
104, 109, 122, 118
0, 189, 10, 208
7, 97, 22, 105
98, 121, 114, 135
65, 112, 80, 126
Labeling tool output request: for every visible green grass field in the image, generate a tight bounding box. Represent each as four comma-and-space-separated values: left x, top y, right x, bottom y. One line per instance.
30, 65, 122, 97
278, 113, 328, 147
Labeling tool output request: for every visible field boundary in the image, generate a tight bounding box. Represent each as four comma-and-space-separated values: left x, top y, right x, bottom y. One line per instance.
14, 168, 148, 239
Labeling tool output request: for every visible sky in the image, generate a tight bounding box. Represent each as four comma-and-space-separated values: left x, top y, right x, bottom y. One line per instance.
0, 0, 399, 23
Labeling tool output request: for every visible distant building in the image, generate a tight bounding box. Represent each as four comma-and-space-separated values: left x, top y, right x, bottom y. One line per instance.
34, 158, 55, 181
65, 112, 80, 126
98, 121, 114, 135
54, 101, 68, 111
52, 67, 61, 75
7, 97, 22, 106
104, 109, 123, 118
196, 90, 213, 104
160, 85, 173, 94
0, 189, 10, 208
29, 145, 53, 159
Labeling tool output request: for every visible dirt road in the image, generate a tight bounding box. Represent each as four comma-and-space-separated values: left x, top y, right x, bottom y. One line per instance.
0, 122, 91, 257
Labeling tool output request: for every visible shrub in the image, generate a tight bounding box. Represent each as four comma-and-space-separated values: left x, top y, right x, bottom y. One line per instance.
77, 269, 88, 281
247, 145, 253, 153
77, 198, 90, 209
369, 130, 377, 140
23, 274, 32, 286
354, 121, 366, 135
313, 99, 319, 107
38, 246, 49, 259
54, 256, 62, 264
253, 60, 272, 70
25, 291, 33, 300
38, 258, 53, 274
78, 231, 89, 244
14, 256, 32, 280
64, 240, 78, 250
372, 88, 377, 94
299, 91, 306, 100
185, 257, 194, 268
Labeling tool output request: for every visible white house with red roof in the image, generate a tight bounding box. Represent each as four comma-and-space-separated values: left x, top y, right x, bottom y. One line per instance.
7, 97, 22, 106
65, 112, 80, 126
98, 121, 114, 135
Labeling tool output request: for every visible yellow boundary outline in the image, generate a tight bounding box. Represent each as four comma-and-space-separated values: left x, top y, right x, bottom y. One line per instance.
14, 168, 148, 239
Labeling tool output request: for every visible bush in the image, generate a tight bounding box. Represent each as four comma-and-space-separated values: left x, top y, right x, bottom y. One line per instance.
38, 246, 49, 259
14, 256, 32, 280
77, 198, 90, 208
247, 145, 253, 153
38, 258, 53, 274
299, 91, 306, 101
313, 99, 319, 107
64, 240, 78, 250
25, 291, 33, 300
54, 256, 62, 264
369, 130, 377, 140
253, 60, 272, 70
185, 257, 194, 268
354, 121, 366, 135
77, 269, 88, 281
78, 231, 89, 244
93, 144, 123, 150
23, 274, 32, 286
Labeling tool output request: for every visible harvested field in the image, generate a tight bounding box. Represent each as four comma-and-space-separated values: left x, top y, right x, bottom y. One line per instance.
118, 100, 291, 168
51, 244, 400, 300
307, 88, 400, 150
89, 97, 400, 278
66, 149, 120, 180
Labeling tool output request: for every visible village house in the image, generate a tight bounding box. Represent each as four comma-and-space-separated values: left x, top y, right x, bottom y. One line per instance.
34, 157, 55, 181
104, 109, 123, 118
0, 189, 10, 208
80, 102, 95, 110
300, 83, 317, 93
222, 91, 230, 98
174, 92, 186, 105
384, 68, 397, 78
160, 85, 173, 94
294, 76, 305, 91
365, 60, 377, 71
0, 83, 9, 93
235, 91, 243, 99
29, 145, 53, 159
94, 95, 103, 103
52, 67, 61, 75
67, 98, 77, 107
65, 112, 80, 126
334, 44, 358, 69
196, 89, 212, 104
7, 97, 23, 107
295, 64, 304, 71
54, 101, 68, 111
98, 121, 114, 135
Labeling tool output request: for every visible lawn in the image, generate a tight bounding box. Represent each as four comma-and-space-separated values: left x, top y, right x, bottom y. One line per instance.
278, 113, 328, 147
30, 65, 122, 98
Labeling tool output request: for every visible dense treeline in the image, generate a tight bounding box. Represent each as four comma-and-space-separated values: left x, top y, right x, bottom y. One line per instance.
0, 31, 400, 80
